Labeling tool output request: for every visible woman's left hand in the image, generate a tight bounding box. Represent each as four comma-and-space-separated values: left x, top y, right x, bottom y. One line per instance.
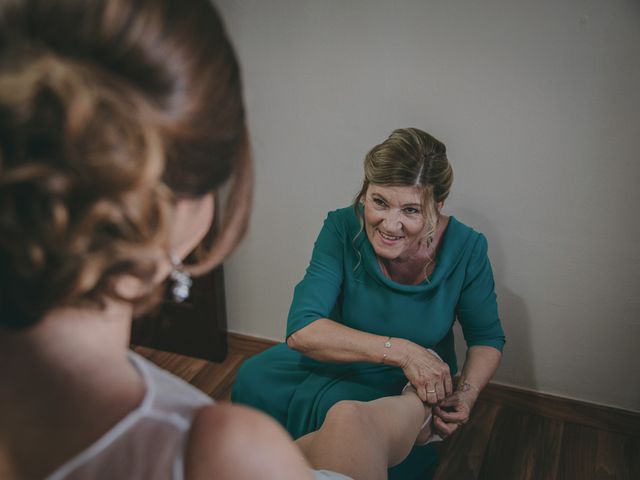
432, 389, 476, 438
432, 346, 502, 437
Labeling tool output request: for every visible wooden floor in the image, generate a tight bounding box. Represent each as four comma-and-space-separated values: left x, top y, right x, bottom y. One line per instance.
133, 335, 640, 480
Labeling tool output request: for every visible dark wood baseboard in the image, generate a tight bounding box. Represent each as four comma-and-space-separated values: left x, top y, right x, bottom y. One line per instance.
228, 332, 278, 354
480, 383, 640, 437
227, 332, 640, 438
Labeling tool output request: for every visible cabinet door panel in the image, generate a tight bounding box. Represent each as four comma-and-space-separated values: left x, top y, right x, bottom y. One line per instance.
131, 264, 227, 362
131, 207, 227, 362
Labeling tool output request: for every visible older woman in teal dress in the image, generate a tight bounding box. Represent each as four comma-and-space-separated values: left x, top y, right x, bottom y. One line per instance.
232, 128, 505, 479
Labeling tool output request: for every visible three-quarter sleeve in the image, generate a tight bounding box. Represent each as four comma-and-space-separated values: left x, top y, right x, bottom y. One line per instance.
455, 233, 506, 351
286, 211, 346, 338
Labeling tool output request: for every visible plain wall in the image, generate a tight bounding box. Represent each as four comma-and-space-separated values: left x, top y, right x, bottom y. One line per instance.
216, 0, 640, 412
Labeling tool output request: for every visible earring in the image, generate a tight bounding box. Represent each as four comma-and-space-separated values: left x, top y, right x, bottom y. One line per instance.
169, 252, 192, 303
426, 234, 434, 248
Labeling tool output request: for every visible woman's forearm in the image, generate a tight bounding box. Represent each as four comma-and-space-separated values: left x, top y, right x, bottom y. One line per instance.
457, 345, 502, 401
287, 318, 407, 366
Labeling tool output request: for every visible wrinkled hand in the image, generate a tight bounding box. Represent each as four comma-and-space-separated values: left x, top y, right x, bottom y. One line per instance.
432, 390, 476, 438
400, 342, 453, 404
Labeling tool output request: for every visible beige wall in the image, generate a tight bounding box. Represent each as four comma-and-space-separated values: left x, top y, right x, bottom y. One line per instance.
216, 0, 640, 412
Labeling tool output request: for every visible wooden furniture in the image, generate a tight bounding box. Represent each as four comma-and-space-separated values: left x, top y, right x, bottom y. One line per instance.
131, 264, 227, 362
131, 214, 228, 363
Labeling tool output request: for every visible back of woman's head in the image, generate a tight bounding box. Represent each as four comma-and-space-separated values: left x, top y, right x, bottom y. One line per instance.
0, 0, 251, 328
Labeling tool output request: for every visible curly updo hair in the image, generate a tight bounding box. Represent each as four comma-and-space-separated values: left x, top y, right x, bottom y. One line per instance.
0, 0, 252, 329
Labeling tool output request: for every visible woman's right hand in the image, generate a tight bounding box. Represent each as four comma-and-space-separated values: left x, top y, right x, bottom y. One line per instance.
398, 340, 453, 404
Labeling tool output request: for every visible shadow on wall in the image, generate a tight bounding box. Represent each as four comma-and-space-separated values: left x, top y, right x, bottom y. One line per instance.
451, 207, 537, 390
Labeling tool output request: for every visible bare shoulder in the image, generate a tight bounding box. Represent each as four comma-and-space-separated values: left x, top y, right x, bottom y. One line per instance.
184, 402, 314, 480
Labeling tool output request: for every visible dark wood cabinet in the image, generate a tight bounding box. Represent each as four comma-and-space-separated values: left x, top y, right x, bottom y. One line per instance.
131, 263, 227, 362
131, 215, 230, 368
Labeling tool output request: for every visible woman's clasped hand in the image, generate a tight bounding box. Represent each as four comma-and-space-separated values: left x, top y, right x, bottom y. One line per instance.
432, 386, 476, 438
397, 340, 476, 439
396, 340, 453, 403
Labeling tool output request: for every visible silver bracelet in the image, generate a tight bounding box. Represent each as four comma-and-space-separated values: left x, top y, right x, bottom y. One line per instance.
381, 336, 392, 363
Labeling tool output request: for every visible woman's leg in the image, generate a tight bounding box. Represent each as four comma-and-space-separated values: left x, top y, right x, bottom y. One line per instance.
295, 389, 431, 480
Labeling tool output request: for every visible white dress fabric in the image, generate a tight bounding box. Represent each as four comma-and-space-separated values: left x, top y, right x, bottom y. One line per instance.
45, 351, 351, 480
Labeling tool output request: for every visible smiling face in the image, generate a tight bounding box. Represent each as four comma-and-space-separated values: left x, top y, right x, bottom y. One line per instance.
363, 184, 429, 261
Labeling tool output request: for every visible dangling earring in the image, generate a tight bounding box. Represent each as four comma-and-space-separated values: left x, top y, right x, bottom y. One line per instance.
426, 233, 434, 248
169, 252, 192, 303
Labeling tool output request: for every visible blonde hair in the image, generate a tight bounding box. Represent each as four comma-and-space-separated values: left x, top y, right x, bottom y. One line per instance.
353, 128, 453, 271
0, 0, 251, 328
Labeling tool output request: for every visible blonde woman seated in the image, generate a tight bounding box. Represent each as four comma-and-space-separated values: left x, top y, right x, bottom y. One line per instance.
233, 128, 506, 479
1, 1, 460, 479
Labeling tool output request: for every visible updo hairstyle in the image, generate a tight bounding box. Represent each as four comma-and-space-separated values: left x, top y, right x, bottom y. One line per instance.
0, 0, 252, 328
354, 128, 453, 244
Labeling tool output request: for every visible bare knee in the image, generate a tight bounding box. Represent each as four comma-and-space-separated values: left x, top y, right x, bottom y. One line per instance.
326, 400, 368, 419
323, 400, 376, 434
312, 400, 388, 478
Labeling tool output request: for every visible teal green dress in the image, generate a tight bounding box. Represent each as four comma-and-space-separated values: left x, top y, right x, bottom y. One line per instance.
232, 206, 505, 479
